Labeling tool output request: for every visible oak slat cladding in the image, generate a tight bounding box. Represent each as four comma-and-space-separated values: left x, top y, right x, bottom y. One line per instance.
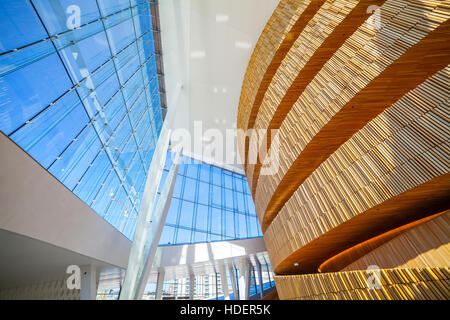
246, 0, 361, 191
237, 0, 310, 162
342, 212, 450, 271
244, 0, 329, 130
319, 211, 448, 273
255, 0, 450, 231
263, 66, 450, 273
275, 267, 450, 300
247, 0, 388, 192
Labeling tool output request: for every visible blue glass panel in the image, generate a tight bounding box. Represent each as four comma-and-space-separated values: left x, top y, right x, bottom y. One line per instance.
105, 17, 135, 55
10, 91, 87, 168
91, 170, 120, 216
196, 204, 208, 232
198, 182, 209, 205
98, 0, 129, 17
199, 164, 210, 182
179, 201, 194, 229
33, 0, 101, 35
237, 213, 247, 238
160, 226, 175, 245
1, 0, 163, 241
194, 231, 207, 243
166, 198, 179, 225
73, 150, 111, 203
176, 228, 191, 244
225, 211, 235, 238
0, 0, 47, 53
210, 208, 221, 236
60, 31, 111, 80
48, 125, 101, 190
0, 53, 71, 135
183, 178, 196, 202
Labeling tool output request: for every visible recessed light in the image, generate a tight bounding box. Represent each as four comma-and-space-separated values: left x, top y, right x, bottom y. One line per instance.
215, 14, 229, 22
190, 51, 206, 58
235, 41, 251, 49
293, 262, 299, 267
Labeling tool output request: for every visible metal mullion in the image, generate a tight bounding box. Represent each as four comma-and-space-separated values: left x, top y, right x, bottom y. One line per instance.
7, 31, 154, 137
174, 172, 186, 244
29, 0, 131, 208
82, 112, 129, 205
96, 0, 143, 192
189, 164, 201, 243
231, 173, 238, 239
0, 3, 155, 77
47, 75, 141, 172
70, 146, 108, 194
130, 79, 159, 175
207, 165, 213, 242
221, 171, 226, 240
46, 122, 89, 169
127, 0, 156, 169
90, 167, 121, 216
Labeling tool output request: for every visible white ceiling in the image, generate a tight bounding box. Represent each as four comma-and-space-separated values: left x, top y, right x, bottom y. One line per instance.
159, 0, 279, 172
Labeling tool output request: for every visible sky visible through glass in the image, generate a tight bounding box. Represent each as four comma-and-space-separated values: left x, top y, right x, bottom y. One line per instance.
0, 0, 262, 244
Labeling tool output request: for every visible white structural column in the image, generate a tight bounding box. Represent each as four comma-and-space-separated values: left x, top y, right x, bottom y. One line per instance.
80, 265, 98, 300
189, 272, 195, 300
228, 264, 239, 300
238, 260, 252, 300
254, 258, 265, 299
134, 147, 183, 298
218, 265, 230, 300
120, 84, 182, 300
155, 268, 165, 300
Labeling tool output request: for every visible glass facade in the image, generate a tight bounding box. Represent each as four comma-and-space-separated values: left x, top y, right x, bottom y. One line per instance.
0, 0, 163, 240
97, 255, 276, 300
158, 153, 263, 245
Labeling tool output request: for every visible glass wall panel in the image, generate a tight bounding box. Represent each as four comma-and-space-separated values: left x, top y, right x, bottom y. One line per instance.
158, 153, 263, 245
0, 0, 163, 240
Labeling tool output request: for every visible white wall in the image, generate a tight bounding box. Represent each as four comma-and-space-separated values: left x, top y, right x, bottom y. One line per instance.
0, 133, 131, 270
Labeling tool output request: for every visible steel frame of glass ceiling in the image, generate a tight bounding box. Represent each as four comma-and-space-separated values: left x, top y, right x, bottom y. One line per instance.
0, 0, 164, 240
157, 152, 263, 246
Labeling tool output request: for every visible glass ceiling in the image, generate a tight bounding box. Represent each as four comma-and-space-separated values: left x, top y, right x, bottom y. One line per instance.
0, 0, 262, 245
0, 0, 163, 239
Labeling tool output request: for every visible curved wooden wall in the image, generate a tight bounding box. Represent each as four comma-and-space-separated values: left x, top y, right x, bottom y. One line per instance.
237, 0, 313, 162
265, 66, 450, 274
342, 211, 450, 271
319, 211, 449, 273
275, 267, 450, 300
237, 0, 450, 300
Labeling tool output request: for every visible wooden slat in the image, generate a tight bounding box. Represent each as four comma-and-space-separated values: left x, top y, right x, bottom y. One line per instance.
237, 0, 310, 162
319, 210, 449, 272
275, 267, 450, 300
263, 66, 450, 274
258, 17, 450, 232
246, 0, 387, 191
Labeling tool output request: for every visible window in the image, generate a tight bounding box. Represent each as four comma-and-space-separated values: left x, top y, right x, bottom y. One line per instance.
0, 1, 163, 240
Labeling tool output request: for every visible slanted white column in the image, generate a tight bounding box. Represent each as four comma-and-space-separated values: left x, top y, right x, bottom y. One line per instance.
80, 264, 98, 300
228, 264, 239, 300
155, 268, 165, 300
238, 260, 252, 300
218, 265, 230, 300
120, 84, 182, 300
254, 258, 265, 299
